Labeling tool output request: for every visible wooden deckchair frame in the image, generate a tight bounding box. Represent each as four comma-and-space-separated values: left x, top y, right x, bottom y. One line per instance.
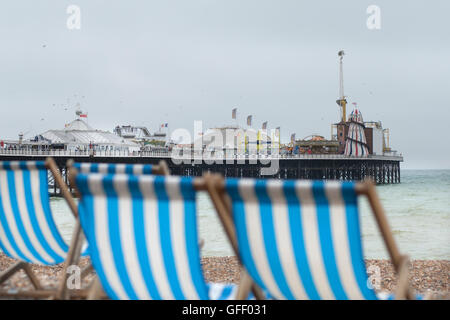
65, 159, 170, 300
202, 173, 415, 300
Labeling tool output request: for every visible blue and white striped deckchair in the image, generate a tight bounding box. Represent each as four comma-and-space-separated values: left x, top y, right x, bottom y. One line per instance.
0, 159, 85, 298
74, 173, 246, 300
207, 176, 414, 300
69, 160, 169, 176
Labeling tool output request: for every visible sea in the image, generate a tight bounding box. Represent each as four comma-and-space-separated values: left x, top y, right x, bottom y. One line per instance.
50, 170, 450, 260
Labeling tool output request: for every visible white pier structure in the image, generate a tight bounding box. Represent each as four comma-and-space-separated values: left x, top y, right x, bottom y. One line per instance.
1, 112, 140, 154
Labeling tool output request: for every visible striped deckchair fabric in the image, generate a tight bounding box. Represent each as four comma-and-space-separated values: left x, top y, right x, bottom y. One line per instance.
0, 161, 69, 265
75, 173, 210, 300
224, 178, 378, 300
72, 162, 155, 175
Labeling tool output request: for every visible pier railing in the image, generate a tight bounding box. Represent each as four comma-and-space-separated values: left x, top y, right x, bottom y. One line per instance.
0, 148, 403, 161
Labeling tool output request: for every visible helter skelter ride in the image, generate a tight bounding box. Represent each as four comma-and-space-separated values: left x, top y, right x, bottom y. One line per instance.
344, 106, 369, 157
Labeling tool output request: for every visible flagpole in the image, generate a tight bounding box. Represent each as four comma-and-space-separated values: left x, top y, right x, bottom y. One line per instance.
278, 127, 281, 148
232, 108, 238, 128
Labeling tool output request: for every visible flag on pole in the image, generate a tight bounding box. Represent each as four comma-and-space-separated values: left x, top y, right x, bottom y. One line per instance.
262, 121, 267, 130
232, 108, 237, 120
247, 115, 252, 126
290, 133, 296, 142
275, 126, 280, 137
275, 127, 281, 146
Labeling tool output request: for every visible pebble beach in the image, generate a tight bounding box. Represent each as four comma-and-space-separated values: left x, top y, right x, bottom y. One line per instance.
1, 253, 448, 299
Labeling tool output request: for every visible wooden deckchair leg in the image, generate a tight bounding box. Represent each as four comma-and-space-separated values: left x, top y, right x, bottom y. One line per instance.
0, 261, 24, 285
250, 283, 265, 300
55, 219, 84, 300
0, 261, 42, 290
48, 158, 96, 299
236, 270, 253, 300
394, 255, 414, 300
364, 180, 415, 299
21, 264, 42, 290
235, 270, 265, 300
365, 181, 402, 269
87, 277, 104, 300
394, 256, 408, 300
204, 174, 239, 253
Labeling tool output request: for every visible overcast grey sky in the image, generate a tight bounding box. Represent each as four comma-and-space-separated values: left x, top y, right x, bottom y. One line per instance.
0, 1, 449, 169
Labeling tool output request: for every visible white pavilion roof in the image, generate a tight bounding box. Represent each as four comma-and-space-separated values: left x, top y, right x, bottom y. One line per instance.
39, 118, 139, 148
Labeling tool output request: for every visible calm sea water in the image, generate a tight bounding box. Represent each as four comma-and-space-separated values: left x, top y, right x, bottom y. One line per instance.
51, 170, 450, 260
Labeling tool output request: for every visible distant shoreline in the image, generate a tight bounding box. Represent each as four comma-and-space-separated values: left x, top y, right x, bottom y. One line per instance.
1, 253, 448, 299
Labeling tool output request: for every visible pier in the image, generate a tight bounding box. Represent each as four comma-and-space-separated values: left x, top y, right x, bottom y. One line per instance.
0, 149, 402, 196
